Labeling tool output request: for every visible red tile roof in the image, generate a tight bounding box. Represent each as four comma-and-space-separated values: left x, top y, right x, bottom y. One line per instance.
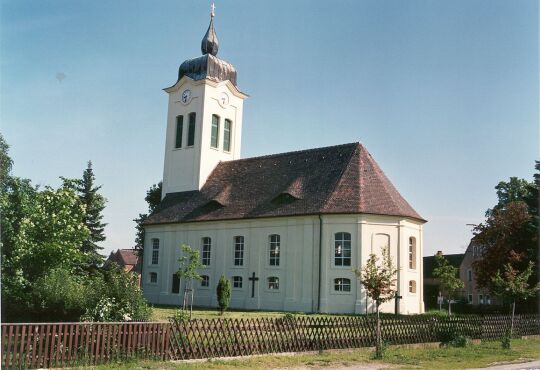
145, 143, 425, 225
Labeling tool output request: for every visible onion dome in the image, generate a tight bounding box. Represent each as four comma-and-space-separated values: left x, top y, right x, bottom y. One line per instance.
176, 4, 238, 86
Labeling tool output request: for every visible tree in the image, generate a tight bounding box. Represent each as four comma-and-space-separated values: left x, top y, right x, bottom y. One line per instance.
491, 262, 540, 337
134, 182, 162, 253
76, 161, 107, 268
488, 177, 533, 216
473, 201, 535, 292
0, 132, 13, 188
216, 275, 231, 315
354, 246, 398, 359
176, 244, 203, 319
432, 253, 464, 315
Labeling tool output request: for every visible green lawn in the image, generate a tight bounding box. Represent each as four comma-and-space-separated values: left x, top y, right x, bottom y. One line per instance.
82, 339, 540, 369
151, 305, 329, 321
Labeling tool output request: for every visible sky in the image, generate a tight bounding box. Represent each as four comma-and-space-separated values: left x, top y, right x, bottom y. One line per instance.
1, 0, 538, 258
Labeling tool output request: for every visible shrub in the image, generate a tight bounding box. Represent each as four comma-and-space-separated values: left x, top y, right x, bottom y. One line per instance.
216, 275, 231, 315
172, 309, 190, 323
501, 330, 511, 349
450, 335, 470, 347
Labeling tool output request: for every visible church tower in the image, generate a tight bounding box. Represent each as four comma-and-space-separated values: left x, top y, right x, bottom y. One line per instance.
162, 5, 248, 198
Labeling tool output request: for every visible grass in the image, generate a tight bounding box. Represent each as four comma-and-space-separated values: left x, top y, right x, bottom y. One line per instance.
150, 305, 345, 321
81, 339, 540, 369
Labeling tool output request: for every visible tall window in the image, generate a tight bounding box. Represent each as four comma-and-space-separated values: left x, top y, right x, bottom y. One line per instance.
149, 272, 157, 284
175, 115, 183, 148
202, 237, 212, 266
223, 119, 232, 152
211, 114, 220, 148
408, 280, 416, 293
151, 238, 159, 265
268, 277, 279, 290
172, 274, 180, 294
269, 234, 280, 266
467, 269, 472, 282
334, 232, 351, 266
408, 237, 416, 269
479, 294, 484, 304
334, 278, 351, 292
187, 112, 196, 146
468, 294, 473, 304
234, 236, 244, 266
233, 276, 242, 288
201, 275, 209, 287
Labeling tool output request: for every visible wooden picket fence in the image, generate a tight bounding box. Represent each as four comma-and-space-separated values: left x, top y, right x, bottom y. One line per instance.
1, 322, 170, 369
2, 314, 540, 369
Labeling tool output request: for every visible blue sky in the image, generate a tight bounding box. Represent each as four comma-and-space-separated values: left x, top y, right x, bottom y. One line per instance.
1, 0, 538, 257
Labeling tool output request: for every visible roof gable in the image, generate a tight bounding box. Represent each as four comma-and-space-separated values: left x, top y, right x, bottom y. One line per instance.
145, 143, 425, 225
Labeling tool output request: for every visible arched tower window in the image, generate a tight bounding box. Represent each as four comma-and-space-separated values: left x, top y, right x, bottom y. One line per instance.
223, 119, 232, 152
187, 112, 196, 146
211, 114, 220, 148
334, 232, 351, 266
408, 237, 416, 269
175, 115, 184, 148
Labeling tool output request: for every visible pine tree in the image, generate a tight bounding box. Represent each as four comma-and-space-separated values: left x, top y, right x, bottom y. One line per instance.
134, 182, 162, 253
77, 161, 107, 267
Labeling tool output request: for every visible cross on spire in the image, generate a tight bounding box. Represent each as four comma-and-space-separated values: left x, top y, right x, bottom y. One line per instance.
211, 2, 215, 18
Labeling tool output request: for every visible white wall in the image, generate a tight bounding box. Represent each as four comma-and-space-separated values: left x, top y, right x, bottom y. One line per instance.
142, 214, 424, 314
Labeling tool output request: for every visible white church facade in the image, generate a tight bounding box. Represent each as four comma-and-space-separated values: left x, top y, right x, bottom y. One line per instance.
142, 9, 426, 315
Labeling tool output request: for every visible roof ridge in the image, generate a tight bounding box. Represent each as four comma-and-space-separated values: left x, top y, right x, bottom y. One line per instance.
222, 142, 360, 164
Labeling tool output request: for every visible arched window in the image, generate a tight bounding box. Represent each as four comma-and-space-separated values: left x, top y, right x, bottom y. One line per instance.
223, 119, 232, 152
408, 237, 416, 269
232, 276, 242, 288
268, 277, 279, 290
202, 237, 212, 266
187, 112, 196, 146
151, 238, 160, 265
408, 280, 416, 293
211, 114, 220, 148
201, 275, 209, 287
334, 232, 351, 266
234, 236, 244, 266
334, 278, 351, 292
269, 234, 280, 266
149, 272, 158, 284
175, 115, 183, 148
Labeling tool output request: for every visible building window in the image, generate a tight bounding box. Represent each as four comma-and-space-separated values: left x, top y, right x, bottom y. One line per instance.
408, 280, 416, 293
268, 276, 279, 290
334, 232, 351, 266
211, 114, 220, 148
234, 236, 244, 266
223, 119, 232, 152
334, 278, 351, 292
408, 237, 416, 269
175, 115, 183, 148
467, 269, 472, 282
233, 276, 242, 288
149, 272, 157, 284
172, 274, 180, 294
269, 234, 280, 266
202, 237, 212, 266
151, 238, 159, 265
468, 294, 473, 304
187, 112, 196, 146
201, 275, 209, 287
479, 294, 484, 305
486, 295, 491, 305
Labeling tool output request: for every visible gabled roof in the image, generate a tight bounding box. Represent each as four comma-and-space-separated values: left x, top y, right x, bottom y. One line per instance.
423, 253, 464, 279
107, 249, 139, 267
145, 143, 425, 225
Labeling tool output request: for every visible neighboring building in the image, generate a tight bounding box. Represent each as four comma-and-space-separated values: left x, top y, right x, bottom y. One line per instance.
423, 251, 463, 309
459, 242, 497, 306
141, 9, 426, 314
106, 249, 142, 286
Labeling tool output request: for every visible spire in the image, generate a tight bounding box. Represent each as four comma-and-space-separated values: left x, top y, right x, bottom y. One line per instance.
201, 3, 219, 56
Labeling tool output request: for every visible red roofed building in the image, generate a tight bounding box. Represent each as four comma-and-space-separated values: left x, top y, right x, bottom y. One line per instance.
141, 9, 426, 314
106, 249, 141, 286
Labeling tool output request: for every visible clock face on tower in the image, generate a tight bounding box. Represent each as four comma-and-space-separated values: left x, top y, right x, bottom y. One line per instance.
181, 89, 192, 104
219, 92, 229, 107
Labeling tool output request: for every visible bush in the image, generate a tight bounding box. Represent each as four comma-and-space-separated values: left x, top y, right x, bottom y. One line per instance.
501, 330, 511, 349
81, 265, 152, 322
450, 335, 470, 347
216, 275, 231, 315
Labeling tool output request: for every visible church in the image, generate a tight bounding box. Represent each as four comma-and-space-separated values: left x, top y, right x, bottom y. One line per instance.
142, 8, 426, 314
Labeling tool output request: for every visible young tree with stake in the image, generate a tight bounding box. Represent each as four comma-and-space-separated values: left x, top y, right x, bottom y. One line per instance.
176, 244, 203, 319
354, 246, 398, 359
432, 253, 464, 315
